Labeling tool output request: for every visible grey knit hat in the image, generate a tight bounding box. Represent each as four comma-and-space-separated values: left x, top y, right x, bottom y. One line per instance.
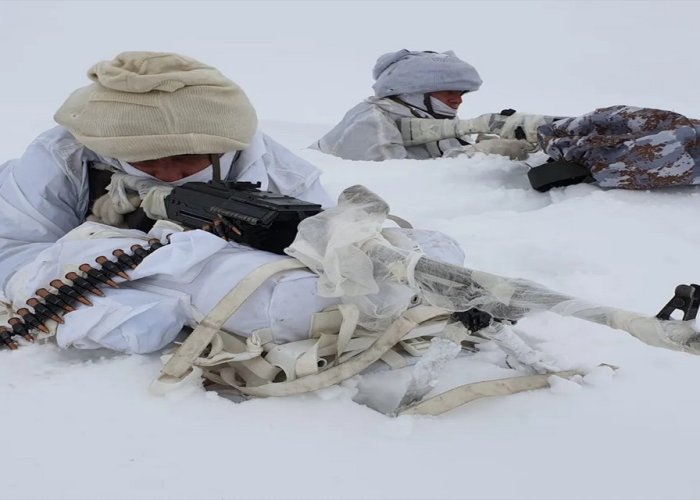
372, 50, 482, 98
55, 51, 258, 162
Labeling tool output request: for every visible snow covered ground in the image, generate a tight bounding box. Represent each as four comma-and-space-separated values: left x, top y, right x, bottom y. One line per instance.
2, 2, 700, 499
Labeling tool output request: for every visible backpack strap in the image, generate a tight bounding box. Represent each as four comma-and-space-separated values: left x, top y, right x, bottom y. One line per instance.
228, 305, 448, 398
150, 253, 453, 397
151, 258, 309, 392
399, 367, 587, 416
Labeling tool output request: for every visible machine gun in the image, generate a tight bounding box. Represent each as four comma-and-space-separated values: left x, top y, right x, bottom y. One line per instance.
164, 180, 323, 254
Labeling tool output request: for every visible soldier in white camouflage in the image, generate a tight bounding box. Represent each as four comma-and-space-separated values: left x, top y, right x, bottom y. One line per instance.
537, 105, 700, 189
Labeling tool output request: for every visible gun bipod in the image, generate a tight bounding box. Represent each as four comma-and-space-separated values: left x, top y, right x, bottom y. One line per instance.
656, 284, 700, 321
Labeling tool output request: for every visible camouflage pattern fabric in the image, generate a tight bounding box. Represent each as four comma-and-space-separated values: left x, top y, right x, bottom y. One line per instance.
537, 105, 700, 189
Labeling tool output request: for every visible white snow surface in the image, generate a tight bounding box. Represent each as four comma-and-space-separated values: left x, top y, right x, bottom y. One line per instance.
2, 2, 700, 499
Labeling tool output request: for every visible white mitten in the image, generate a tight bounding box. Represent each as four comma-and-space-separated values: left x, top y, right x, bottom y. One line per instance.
459, 112, 559, 142
106, 173, 158, 212
89, 192, 141, 227
471, 138, 538, 160
497, 113, 548, 142
399, 118, 460, 146
140, 185, 174, 220
89, 173, 174, 224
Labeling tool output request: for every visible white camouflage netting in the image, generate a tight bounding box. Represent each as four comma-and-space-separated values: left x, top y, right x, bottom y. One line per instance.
287, 185, 700, 353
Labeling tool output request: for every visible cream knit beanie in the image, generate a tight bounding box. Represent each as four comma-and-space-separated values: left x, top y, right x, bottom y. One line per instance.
55, 51, 258, 162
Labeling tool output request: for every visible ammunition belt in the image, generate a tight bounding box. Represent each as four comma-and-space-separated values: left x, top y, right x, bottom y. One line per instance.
0, 238, 167, 349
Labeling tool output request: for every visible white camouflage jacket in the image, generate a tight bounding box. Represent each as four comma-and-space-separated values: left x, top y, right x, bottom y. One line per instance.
310, 97, 470, 161
0, 126, 331, 290
0, 126, 335, 352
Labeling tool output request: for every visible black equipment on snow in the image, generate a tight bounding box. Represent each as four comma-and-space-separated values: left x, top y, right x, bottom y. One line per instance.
164, 181, 323, 254
527, 158, 594, 192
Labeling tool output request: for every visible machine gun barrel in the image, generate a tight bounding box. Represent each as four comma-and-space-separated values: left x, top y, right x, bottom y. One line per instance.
364, 241, 700, 354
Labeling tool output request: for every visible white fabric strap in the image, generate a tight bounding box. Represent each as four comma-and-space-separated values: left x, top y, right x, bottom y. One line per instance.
188, 333, 264, 367
234, 306, 448, 397
379, 348, 409, 369
157, 258, 308, 381
335, 304, 360, 361
400, 369, 581, 416
308, 309, 344, 337
211, 329, 282, 383
399, 364, 617, 416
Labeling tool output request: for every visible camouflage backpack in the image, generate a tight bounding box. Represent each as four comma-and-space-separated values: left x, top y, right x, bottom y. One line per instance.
532, 105, 700, 191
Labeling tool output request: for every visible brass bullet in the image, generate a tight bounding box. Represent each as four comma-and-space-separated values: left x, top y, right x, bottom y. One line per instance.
65, 271, 105, 296
50, 279, 92, 306
8, 318, 34, 342
0, 326, 18, 350
113, 249, 138, 269
26, 298, 64, 324
17, 308, 49, 333
36, 288, 76, 313
95, 256, 130, 280
78, 264, 119, 288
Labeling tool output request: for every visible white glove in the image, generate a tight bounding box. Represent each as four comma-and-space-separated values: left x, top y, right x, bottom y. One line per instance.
471, 138, 538, 160
88, 173, 174, 225
458, 112, 555, 142
399, 118, 460, 146
140, 185, 174, 220
89, 192, 141, 227
497, 113, 549, 142
107, 173, 161, 210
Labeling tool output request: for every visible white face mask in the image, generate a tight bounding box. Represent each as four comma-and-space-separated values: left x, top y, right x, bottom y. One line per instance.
428, 96, 459, 118
396, 92, 460, 118
118, 151, 235, 186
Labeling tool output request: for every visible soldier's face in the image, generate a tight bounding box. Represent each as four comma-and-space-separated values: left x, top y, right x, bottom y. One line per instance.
430, 91, 464, 110
130, 154, 212, 182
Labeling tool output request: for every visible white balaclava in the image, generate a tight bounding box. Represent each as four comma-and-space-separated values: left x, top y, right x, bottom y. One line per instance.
118, 151, 236, 186
396, 92, 460, 118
